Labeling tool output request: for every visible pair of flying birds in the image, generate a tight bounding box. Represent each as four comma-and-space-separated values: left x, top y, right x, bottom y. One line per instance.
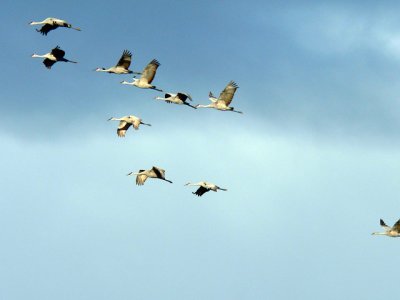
127, 166, 227, 197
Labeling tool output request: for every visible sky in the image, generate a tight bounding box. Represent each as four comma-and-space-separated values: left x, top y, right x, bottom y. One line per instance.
1, 1, 400, 299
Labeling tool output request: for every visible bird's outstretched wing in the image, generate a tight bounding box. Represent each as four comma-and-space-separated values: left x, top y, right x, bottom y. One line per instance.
177, 93, 192, 102
132, 119, 141, 130
193, 186, 209, 197
164, 93, 172, 99
380, 219, 391, 231
117, 121, 132, 137
136, 174, 148, 185
116, 50, 132, 69
392, 219, 400, 232
218, 81, 239, 106
43, 59, 56, 69
37, 23, 58, 35
51, 46, 65, 59
151, 166, 165, 178
141, 59, 160, 84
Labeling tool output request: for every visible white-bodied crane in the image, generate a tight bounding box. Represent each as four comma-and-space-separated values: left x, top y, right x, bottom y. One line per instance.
31, 46, 77, 69
121, 59, 163, 91
95, 50, 139, 74
127, 166, 173, 185
196, 81, 242, 113
185, 181, 227, 197
108, 115, 151, 137
155, 92, 196, 109
372, 219, 400, 237
29, 17, 81, 35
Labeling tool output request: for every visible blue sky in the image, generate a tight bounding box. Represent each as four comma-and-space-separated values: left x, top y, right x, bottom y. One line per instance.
1, 1, 400, 299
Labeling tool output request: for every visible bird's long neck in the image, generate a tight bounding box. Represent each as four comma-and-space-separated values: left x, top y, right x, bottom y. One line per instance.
29, 21, 44, 25
196, 104, 212, 109
185, 182, 200, 187
121, 80, 135, 85
155, 96, 167, 101
31, 54, 47, 58
96, 68, 111, 72
372, 232, 387, 236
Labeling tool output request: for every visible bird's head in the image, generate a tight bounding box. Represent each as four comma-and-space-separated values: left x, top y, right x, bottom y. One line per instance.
94, 67, 105, 72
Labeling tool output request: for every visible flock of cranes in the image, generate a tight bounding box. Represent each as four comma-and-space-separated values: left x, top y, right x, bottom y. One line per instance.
29, 17, 397, 231
29, 16, 232, 198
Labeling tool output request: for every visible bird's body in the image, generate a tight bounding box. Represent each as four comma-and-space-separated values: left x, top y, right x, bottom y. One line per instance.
96, 50, 139, 74
372, 219, 400, 237
155, 92, 196, 109
29, 17, 81, 35
196, 81, 242, 113
31, 46, 77, 69
108, 115, 151, 137
185, 181, 227, 197
127, 166, 173, 185
121, 59, 163, 91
